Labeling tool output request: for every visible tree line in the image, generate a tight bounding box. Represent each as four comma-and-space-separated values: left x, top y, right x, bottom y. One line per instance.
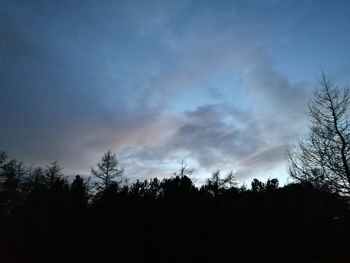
0, 149, 350, 263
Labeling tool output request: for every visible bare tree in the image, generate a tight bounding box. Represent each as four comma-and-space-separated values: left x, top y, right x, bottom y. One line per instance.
222, 171, 237, 189
174, 160, 194, 178
288, 74, 350, 194
91, 150, 124, 191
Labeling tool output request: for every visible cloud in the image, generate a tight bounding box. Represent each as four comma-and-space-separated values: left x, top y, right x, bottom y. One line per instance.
240, 144, 288, 171
0, 0, 317, 183
118, 102, 300, 181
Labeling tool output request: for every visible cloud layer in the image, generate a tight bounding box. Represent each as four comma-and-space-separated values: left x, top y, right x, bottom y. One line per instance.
1, 0, 350, 183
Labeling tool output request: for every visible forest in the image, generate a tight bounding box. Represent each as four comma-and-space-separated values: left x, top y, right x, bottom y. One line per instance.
2, 77, 350, 262
0, 149, 350, 263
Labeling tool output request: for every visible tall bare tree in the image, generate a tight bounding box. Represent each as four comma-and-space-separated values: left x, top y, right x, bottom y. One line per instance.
288, 74, 350, 194
174, 160, 194, 178
91, 150, 124, 191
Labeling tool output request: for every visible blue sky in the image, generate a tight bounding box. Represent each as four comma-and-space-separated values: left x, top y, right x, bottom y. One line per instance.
1, 0, 350, 184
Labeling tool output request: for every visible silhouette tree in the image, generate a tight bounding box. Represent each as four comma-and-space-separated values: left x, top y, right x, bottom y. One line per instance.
91, 150, 124, 192
71, 175, 89, 201
161, 175, 196, 199
44, 161, 64, 188
204, 170, 225, 197
147, 178, 161, 199
174, 160, 194, 178
289, 74, 350, 194
24, 167, 46, 192
70, 175, 89, 221
0, 151, 6, 165
266, 178, 279, 191
222, 171, 237, 189
0, 160, 24, 191
162, 161, 196, 199
251, 178, 265, 192
0, 159, 25, 214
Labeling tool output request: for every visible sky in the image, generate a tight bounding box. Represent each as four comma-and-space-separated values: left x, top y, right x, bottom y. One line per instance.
1, 0, 350, 185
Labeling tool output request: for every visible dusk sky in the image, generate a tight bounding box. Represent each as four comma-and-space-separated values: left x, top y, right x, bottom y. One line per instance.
1, 0, 350, 184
